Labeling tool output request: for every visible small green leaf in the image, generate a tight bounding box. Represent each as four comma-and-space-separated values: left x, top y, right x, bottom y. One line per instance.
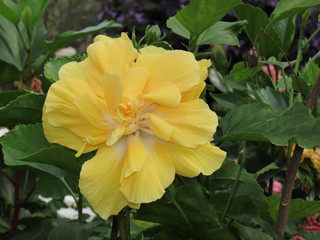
296, 58, 320, 96
197, 20, 247, 46
297, 230, 320, 240
44, 58, 78, 83
21, 6, 32, 29
0, 216, 11, 233
173, 0, 242, 37
216, 102, 320, 149
0, 123, 92, 174
48, 221, 102, 240
0, 93, 45, 128
270, 0, 320, 24
40, 20, 122, 54
0, 0, 20, 24
230, 61, 263, 83
273, 16, 296, 53
19, 0, 50, 26
234, 222, 273, 240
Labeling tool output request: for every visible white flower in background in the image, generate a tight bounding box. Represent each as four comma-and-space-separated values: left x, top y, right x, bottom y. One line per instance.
38, 195, 53, 203
57, 207, 78, 220
54, 46, 77, 58
83, 207, 97, 222
0, 127, 9, 138
63, 195, 77, 208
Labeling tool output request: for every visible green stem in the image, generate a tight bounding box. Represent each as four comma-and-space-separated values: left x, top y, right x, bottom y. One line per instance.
27, 28, 33, 83
305, 28, 320, 46
77, 191, 83, 223
22, 170, 29, 198
125, 208, 130, 240
15, 25, 28, 51
59, 177, 78, 205
220, 142, 247, 223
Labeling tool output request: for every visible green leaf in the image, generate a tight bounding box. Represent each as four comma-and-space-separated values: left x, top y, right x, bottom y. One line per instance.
297, 58, 320, 96
268, 194, 320, 222
210, 89, 249, 109
39, 20, 122, 54
270, 0, 320, 24
0, 123, 92, 174
230, 61, 263, 83
21, 6, 32, 29
0, 90, 26, 107
216, 102, 320, 149
0, 15, 27, 70
31, 20, 47, 62
135, 181, 236, 240
44, 58, 78, 83
273, 16, 296, 53
0, 0, 20, 24
197, 20, 247, 46
233, 222, 273, 240
297, 230, 320, 240
0, 173, 14, 205
48, 221, 102, 240
0, 216, 10, 233
0, 93, 45, 128
210, 159, 274, 224
171, 0, 242, 37
19, 0, 50, 26
233, 4, 282, 59
0, 61, 20, 84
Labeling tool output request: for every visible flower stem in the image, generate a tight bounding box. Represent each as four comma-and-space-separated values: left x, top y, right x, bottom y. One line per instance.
220, 142, 247, 223
110, 216, 118, 240
59, 177, 78, 205
116, 209, 128, 240
77, 191, 83, 223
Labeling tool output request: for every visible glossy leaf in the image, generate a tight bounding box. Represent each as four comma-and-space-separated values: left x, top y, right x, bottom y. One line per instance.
170, 0, 242, 37
270, 0, 320, 24
48, 221, 102, 240
0, 93, 45, 128
233, 4, 282, 59
210, 159, 274, 224
39, 20, 122, 54
135, 181, 236, 240
273, 16, 296, 53
0, 0, 20, 24
216, 102, 320, 149
0, 123, 92, 174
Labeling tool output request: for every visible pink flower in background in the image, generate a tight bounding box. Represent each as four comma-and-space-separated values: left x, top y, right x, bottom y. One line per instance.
266, 180, 282, 194
30, 78, 44, 94
263, 64, 285, 92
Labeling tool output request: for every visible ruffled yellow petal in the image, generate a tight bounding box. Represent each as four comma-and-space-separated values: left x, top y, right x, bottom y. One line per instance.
120, 136, 175, 203
44, 78, 108, 152
79, 140, 128, 219
120, 135, 147, 180
136, 49, 200, 94
122, 67, 149, 99
101, 71, 123, 113
168, 142, 226, 177
58, 60, 88, 83
142, 82, 181, 107
181, 59, 211, 102
87, 33, 138, 79
148, 113, 173, 141
152, 99, 218, 148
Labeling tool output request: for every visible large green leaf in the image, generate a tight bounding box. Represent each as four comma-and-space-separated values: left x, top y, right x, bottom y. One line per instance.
135, 181, 236, 240
0, 123, 92, 174
270, 0, 320, 24
48, 221, 102, 240
0, 15, 27, 70
0, 61, 20, 84
19, 0, 50, 26
210, 159, 274, 224
215, 102, 320, 149
0, 90, 26, 107
170, 0, 242, 37
268, 194, 320, 222
273, 16, 296, 53
233, 4, 282, 59
0, 93, 45, 128
167, 18, 247, 46
39, 20, 122, 54
233, 222, 273, 240
0, 0, 20, 24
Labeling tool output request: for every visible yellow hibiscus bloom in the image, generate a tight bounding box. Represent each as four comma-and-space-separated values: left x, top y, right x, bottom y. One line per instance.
42, 33, 226, 219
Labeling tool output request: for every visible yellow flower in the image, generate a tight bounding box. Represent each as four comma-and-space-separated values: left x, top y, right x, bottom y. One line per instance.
42, 33, 226, 219
289, 144, 320, 171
